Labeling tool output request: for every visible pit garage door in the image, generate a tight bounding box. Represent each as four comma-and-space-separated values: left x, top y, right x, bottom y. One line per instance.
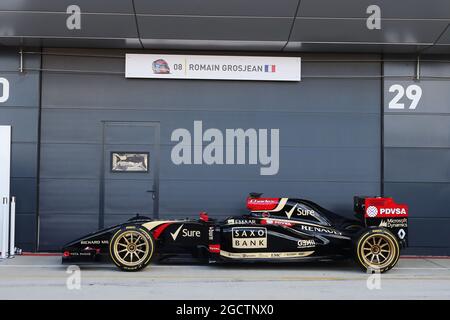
38, 49, 381, 250
100, 121, 160, 228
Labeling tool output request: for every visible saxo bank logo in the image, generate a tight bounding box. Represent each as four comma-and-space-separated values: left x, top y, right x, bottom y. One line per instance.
171, 121, 279, 175
232, 227, 267, 249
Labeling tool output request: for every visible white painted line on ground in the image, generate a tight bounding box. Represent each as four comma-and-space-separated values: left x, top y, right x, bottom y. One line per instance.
396, 267, 450, 270
0, 265, 111, 268
1, 275, 450, 283
1, 264, 449, 271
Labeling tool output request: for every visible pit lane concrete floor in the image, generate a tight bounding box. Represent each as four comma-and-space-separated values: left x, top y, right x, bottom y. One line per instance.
0, 256, 449, 299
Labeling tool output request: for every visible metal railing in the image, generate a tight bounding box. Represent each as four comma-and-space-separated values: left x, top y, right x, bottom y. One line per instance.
0, 196, 16, 259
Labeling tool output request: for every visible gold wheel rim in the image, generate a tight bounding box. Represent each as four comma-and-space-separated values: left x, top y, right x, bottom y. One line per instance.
114, 230, 149, 267
360, 234, 396, 270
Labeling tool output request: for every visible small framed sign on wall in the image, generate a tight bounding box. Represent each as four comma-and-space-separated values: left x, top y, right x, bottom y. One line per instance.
111, 152, 149, 173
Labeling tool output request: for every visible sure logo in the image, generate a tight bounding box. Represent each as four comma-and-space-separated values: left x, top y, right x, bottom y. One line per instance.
232, 227, 267, 249
285, 203, 314, 219
170, 224, 201, 241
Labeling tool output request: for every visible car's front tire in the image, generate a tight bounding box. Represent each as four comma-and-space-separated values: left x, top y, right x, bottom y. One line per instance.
109, 225, 155, 271
355, 228, 400, 273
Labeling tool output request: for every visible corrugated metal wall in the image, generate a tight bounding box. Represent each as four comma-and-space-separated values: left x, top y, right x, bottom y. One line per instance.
3, 47, 449, 255
2, 1, 450, 53
383, 55, 450, 255
38, 49, 381, 250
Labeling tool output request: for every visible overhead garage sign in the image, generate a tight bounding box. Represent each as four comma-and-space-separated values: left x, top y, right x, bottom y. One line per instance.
125, 54, 301, 81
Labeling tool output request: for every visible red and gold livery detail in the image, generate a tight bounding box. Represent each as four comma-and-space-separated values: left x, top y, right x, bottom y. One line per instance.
246, 197, 288, 212
209, 244, 221, 253
260, 218, 294, 227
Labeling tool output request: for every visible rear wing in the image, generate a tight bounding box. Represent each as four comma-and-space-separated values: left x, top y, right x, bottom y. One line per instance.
354, 196, 408, 247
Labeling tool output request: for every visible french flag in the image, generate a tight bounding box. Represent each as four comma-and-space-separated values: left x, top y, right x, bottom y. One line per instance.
264, 64, 276, 73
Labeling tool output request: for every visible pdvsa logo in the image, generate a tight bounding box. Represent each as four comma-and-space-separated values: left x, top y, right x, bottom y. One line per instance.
366, 206, 378, 217
364, 198, 408, 218
366, 206, 408, 218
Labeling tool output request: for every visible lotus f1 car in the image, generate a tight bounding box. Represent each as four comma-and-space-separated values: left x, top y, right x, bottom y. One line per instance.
62, 194, 408, 273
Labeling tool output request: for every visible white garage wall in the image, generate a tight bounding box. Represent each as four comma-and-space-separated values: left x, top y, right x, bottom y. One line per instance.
0, 126, 11, 200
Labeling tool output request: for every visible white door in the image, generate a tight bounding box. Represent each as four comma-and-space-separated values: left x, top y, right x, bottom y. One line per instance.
100, 121, 160, 229
0, 125, 11, 257
0, 125, 11, 200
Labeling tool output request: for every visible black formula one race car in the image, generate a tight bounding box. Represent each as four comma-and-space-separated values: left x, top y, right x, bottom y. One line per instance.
62, 194, 408, 273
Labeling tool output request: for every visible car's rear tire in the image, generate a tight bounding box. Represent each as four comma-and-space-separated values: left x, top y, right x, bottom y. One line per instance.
109, 225, 155, 271
354, 228, 400, 273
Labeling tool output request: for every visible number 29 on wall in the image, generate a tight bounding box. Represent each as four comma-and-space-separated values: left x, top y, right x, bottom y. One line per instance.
388, 84, 422, 110
0, 77, 9, 103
